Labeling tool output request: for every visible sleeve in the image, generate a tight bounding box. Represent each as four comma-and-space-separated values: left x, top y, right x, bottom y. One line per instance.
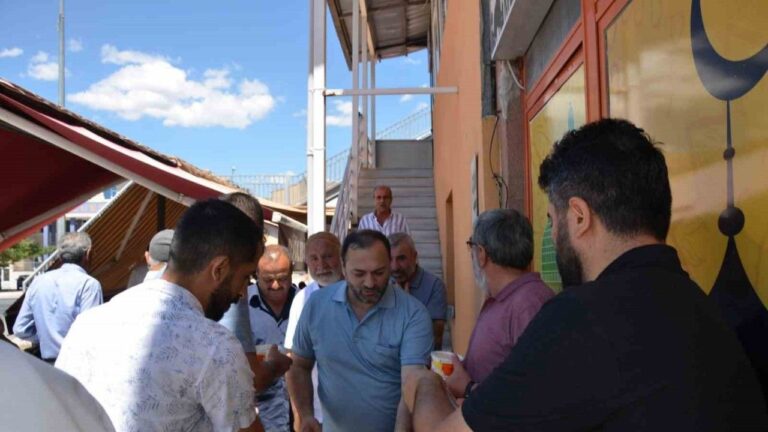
199, 336, 257, 432
461, 295, 619, 432
426, 278, 448, 320
79, 279, 103, 312
12, 284, 37, 339
291, 293, 316, 360
401, 215, 411, 234
218, 296, 255, 353
284, 289, 307, 350
357, 214, 371, 230
400, 300, 433, 366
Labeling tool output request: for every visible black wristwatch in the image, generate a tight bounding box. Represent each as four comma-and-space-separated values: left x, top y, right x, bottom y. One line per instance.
463, 381, 476, 399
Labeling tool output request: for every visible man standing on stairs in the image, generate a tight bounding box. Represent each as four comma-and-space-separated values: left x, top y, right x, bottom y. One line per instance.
358, 185, 410, 235
389, 232, 447, 349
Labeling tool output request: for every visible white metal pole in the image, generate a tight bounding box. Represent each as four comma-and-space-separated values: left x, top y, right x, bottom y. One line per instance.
361, 13, 369, 166
306, 0, 316, 233
351, 0, 360, 164
371, 58, 376, 167
309, 0, 326, 234
55, 0, 67, 244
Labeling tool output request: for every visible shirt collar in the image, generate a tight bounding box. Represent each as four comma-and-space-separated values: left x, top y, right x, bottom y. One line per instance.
148, 278, 204, 315
409, 266, 425, 290
493, 272, 543, 301
332, 281, 396, 309
252, 282, 296, 321
596, 244, 685, 280
60, 263, 87, 274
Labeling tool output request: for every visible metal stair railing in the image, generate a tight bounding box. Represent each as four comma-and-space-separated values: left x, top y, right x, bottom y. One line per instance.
331, 114, 371, 243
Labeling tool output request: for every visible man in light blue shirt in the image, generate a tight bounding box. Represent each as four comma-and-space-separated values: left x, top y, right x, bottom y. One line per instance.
14, 232, 102, 361
287, 230, 433, 432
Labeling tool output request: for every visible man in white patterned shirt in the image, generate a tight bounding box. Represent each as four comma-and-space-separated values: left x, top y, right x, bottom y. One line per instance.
56, 199, 265, 432
357, 185, 410, 235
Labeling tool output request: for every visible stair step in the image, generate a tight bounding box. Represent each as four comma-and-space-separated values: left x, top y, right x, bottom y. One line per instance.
410, 230, 440, 243
358, 177, 434, 188
415, 242, 442, 258
358, 186, 435, 197
360, 168, 433, 178
358, 196, 436, 208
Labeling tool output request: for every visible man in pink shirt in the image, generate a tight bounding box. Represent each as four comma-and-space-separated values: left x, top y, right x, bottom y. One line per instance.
446, 208, 554, 399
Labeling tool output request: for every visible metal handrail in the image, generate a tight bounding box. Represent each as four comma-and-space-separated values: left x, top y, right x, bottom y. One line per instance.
331, 114, 371, 243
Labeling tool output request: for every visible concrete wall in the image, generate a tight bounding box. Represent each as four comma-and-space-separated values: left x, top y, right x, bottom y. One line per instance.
432, 0, 501, 354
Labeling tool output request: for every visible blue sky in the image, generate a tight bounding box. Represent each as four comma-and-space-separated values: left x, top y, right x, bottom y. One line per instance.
0, 0, 430, 176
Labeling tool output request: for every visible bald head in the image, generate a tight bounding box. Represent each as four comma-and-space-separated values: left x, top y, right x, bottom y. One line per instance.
257, 244, 293, 309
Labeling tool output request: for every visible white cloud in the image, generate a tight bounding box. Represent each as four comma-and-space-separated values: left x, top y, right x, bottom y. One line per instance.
69, 45, 275, 129
27, 51, 60, 81
292, 109, 307, 118
101, 44, 167, 65
415, 102, 429, 112
0, 47, 23, 58
326, 100, 353, 127
399, 94, 413, 103
68, 38, 83, 53
403, 57, 420, 65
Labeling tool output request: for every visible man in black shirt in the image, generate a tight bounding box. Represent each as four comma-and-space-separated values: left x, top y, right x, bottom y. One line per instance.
402, 119, 768, 431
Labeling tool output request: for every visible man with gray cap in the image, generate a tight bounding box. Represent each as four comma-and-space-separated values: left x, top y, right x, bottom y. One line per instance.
144, 229, 173, 281
13, 232, 103, 363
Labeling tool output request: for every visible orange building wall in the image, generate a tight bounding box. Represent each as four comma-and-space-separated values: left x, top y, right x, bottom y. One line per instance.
432, 0, 500, 354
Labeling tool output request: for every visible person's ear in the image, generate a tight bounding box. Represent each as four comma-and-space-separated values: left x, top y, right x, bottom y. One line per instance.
475, 246, 489, 268
209, 256, 230, 283
567, 197, 593, 239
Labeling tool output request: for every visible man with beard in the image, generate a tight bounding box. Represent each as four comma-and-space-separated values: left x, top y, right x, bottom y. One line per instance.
388, 232, 448, 349
402, 119, 768, 431
444, 209, 553, 401
283, 232, 344, 427
286, 230, 432, 432
56, 199, 265, 432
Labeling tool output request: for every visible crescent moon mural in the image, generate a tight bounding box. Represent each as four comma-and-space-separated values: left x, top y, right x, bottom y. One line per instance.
691, 0, 768, 398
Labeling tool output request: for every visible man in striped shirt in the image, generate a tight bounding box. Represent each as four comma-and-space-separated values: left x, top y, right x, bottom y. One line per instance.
358, 185, 410, 235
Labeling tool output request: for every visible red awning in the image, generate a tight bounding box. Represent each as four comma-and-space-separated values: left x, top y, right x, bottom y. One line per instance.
0, 80, 239, 252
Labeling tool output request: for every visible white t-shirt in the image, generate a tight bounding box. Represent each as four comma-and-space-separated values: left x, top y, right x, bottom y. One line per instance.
0, 342, 115, 432
56, 279, 257, 432
284, 281, 323, 424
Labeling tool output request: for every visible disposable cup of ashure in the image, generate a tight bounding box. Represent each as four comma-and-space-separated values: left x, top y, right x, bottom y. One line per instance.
255, 344, 274, 361
431, 351, 455, 378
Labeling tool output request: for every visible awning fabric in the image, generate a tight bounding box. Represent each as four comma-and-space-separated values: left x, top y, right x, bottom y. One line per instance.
0, 79, 241, 252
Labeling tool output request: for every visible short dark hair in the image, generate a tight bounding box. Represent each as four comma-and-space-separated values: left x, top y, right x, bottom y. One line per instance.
221, 192, 264, 232
471, 209, 533, 270
169, 199, 261, 274
538, 118, 672, 240
342, 230, 391, 263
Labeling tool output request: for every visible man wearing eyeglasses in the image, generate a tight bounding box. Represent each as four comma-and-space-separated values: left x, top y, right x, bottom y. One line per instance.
445, 209, 554, 402
248, 244, 297, 432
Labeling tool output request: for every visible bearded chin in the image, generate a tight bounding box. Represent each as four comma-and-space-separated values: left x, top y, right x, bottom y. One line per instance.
205, 282, 235, 321
471, 252, 489, 295
555, 219, 584, 288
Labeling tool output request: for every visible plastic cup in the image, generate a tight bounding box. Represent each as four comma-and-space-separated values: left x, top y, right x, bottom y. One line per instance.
255, 344, 274, 361
431, 351, 455, 378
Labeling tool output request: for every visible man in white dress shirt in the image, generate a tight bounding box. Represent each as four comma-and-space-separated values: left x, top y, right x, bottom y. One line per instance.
357, 185, 410, 235
284, 232, 343, 427
56, 199, 265, 432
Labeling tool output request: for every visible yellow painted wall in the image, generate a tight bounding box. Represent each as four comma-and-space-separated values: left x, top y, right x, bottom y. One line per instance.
606, 0, 768, 305
528, 66, 586, 293
432, 0, 499, 354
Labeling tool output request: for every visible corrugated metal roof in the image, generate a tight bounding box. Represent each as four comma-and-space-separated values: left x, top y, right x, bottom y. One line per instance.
328, 0, 431, 68
83, 183, 187, 296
